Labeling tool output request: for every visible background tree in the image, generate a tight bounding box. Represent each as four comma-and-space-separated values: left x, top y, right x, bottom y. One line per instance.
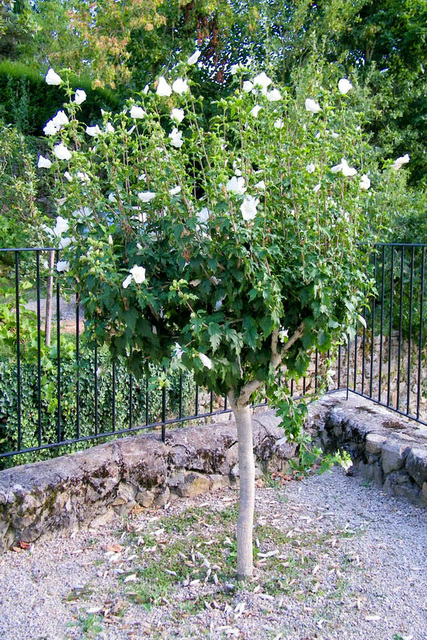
0, 0, 35, 61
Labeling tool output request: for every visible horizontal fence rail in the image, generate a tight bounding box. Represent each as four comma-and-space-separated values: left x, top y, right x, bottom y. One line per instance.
0, 243, 425, 467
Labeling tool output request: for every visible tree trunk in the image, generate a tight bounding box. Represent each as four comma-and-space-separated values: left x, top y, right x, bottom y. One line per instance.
231, 401, 255, 580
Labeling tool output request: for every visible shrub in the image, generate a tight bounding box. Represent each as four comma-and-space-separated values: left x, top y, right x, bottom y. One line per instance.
0, 60, 119, 137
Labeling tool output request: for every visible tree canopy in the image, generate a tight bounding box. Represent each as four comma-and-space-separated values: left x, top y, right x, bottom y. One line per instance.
37, 60, 403, 575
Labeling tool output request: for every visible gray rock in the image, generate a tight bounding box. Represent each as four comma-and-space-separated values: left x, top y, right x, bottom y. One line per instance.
90, 510, 115, 529
170, 472, 212, 498
209, 474, 230, 492
381, 441, 410, 475
114, 482, 137, 504
405, 448, 427, 487
153, 486, 170, 508
306, 392, 426, 506
218, 442, 239, 476
135, 489, 156, 508
383, 471, 420, 504
366, 433, 387, 455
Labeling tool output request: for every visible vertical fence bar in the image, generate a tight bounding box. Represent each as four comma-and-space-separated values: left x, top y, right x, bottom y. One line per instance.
416, 246, 425, 420
45, 250, 54, 346
14, 251, 22, 451
353, 325, 358, 391
314, 349, 319, 392
361, 305, 367, 396
346, 335, 350, 400
387, 246, 395, 407
129, 374, 133, 429
337, 344, 342, 390
353, 328, 358, 392
161, 384, 166, 442
406, 246, 415, 415
56, 250, 62, 443
378, 245, 386, 403
195, 385, 199, 415
326, 349, 330, 392
178, 375, 183, 419
145, 378, 150, 424
112, 361, 116, 432
94, 341, 98, 436
224, 394, 228, 411
369, 252, 377, 399
396, 246, 405, 410
75, 293, 80, 440
145, 377, 149, 425
36, 251, 42, 447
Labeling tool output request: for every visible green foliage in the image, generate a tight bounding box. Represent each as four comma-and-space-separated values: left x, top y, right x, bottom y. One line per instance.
386, 185, 427, 244
0, 60, 119, 136
270, 390, 352, 476
0, 124, 44, 250
1, 0, 425, 190
228, 0, 426, 186
43, 62, 385, 413
337, 0, 426, 185
66, 612, 103, 638
0, 0, 36, 61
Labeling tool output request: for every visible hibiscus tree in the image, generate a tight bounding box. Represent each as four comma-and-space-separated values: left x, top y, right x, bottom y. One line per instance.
42, 61, 388, 579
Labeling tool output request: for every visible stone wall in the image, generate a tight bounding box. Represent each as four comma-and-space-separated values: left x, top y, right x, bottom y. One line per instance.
308, 392, 427, 506
0, 411, 296, 553
1, 395, 426, 554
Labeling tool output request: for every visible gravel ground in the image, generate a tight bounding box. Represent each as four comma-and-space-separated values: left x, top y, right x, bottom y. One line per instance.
0, 466, 425, 640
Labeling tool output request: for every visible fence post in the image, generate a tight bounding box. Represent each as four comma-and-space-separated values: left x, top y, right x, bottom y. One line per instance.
45, 250, 54, 346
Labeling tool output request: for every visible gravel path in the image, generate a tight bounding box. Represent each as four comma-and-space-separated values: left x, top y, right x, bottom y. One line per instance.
0, 467, 425, 640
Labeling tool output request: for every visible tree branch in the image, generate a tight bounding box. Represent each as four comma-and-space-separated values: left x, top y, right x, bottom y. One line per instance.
230, 321, 305, 409
282, 321, 305, 353
229, 379, 263, 409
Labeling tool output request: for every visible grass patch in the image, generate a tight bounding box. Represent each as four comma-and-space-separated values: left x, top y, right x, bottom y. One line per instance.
65, 584, 95, 603
66, 612, 103, 638
116, 502, 360, 612
122, 504, 240, 608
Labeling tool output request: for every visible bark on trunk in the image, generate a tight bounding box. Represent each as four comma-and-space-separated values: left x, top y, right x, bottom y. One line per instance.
231, 401, 255, 580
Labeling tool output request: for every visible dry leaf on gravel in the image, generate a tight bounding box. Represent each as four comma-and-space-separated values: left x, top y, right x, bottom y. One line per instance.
106, 543, 124, 553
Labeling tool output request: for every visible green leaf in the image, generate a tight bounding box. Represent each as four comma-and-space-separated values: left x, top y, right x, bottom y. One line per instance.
124, 307, 139, 333
259, 316, 273, 337
317, 330, 331, 352
243, 315, 258, 350
208, 322, 222, 352
295, 352, 310, 377
302, 332, 314, 350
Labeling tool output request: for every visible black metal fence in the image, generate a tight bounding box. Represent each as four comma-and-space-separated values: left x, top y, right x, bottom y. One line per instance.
348, 243, 425, 422
0, 243, 425, 467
